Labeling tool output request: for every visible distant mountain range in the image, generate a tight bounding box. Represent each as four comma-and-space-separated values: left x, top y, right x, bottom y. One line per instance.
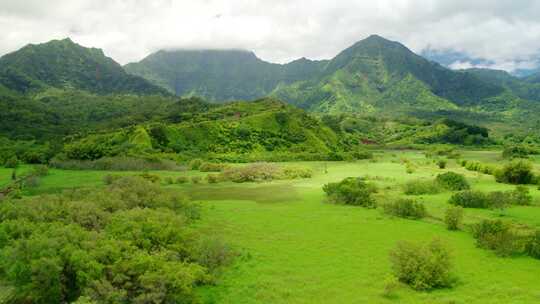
1, 35, 540, 136
422, 48, 540, 79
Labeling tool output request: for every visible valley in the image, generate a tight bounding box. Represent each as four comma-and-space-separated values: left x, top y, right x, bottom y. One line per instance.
1, 30, 540, 303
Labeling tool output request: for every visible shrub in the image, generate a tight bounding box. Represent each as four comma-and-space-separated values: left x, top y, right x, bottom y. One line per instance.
444, 206, 464, 231
405, 163, 416, 174
495, 160, 535, 185
165, 177, 174, 184
403, 180, 441, 195
4, 156, 19, 168
389, 238, 454, 290
323, 177, 377, 208
176, 176, 189, 184
282, 166, 313, 179
502, 145, 530, 159
436, 172, 470, 191
24, 176, 41, 188
448, 191, 489, 209
351, 150, 374, 160
32, 165, 49, 177
526, 230, 540, 259
139, 172, 161, 183
472, 219, 520, 256
383, 199, 426, 219
195, 237, 235, 273
485, 191, 512, 210
511, 186, 532, 206
220, 163, 281, 183
437, 159, 447, 169
206, 174, 220, 184
189, 158, 204, 170
191, 176, 202, 184
0, 176, 221, 303
103, 174, 122, 185
199, 162, 227, 172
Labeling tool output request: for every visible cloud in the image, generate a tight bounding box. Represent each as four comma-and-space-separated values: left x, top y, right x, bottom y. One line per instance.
1, 0, 540, 71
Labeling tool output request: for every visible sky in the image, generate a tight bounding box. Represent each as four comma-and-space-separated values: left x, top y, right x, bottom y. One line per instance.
1, 0, 540, 73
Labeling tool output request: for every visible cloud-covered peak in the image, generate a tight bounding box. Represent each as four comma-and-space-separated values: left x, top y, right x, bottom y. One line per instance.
1, 0, 540, 73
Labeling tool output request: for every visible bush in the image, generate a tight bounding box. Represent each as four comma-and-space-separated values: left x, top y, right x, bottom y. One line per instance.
220, 163, 281, 183
199, 162, 227, 172
32, 165, 49, 177
323, 177, 377, 208
448, 191, 489, 209
403, 180, 441, 195
139, 172, 161, 183
189, 158, 204, 170
389, 238, 454, 290
502, 145, 530, 159
165, 177, 174, 184
444, 206, 464, 231
495, 160, 535, 185
282, 166, 313, 179
511, 186, 532, 206
4, 156, 19, 168
351, 150, 374, 160
436, 172, 470, 191
191, 176, 202, 184
405, 163, 416, 174
437, 159, 447, 169
24, 176, 41, 188
206, 174, 220, 184
383, 199, 426, 219
526, 230, 540, 259
176, 176, 189, 184
195, 237, 235, 273
0, 176, 220, 303
472, 219, 520, 256
103, 174, 122, 185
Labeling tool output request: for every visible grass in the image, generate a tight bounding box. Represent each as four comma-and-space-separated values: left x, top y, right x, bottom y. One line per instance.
2, 150, 540, 303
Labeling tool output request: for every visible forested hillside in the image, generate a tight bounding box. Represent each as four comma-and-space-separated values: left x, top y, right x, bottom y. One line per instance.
0, 38, 167, 95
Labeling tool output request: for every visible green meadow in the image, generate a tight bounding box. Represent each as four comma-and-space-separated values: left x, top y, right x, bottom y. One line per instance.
3, 150, 540, 303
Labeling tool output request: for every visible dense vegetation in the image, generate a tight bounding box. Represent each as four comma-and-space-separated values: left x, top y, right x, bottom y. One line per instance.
0, 176, 231, 303
0, 38, 166, 95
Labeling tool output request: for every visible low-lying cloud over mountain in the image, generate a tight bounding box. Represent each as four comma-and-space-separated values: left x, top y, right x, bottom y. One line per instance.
2, 0, 540, 73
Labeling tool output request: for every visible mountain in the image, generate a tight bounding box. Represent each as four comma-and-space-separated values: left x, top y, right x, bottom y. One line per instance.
125, 49, 327, 101
421, 48, 540, 78
126, 35, 516, 117
0, 38, 167, 95
274, 35, 504, 114
463, 68, 540, 101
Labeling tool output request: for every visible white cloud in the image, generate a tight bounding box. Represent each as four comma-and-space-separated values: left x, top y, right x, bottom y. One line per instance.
1, 0, 540, 71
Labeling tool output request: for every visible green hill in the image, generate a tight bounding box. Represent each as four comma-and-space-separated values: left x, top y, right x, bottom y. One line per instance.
0, 38, 167, 95
62, 98, 344, 161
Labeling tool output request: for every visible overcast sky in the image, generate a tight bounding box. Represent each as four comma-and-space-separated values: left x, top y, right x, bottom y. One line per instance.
1, 0, 540, 72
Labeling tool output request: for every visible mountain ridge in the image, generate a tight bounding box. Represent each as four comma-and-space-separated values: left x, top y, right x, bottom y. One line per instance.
0, 38, 167, 95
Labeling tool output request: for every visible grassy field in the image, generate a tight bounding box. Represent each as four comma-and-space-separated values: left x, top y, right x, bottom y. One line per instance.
1, 150, 540, 303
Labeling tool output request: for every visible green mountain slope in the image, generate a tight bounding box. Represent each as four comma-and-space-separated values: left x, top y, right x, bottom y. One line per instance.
0, 87, 205, 140
0, 38, 167, 95
63, 98, 344, 161
464, 68, 540, 101
125, 50, 327, 101
274, 35, 505, 114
